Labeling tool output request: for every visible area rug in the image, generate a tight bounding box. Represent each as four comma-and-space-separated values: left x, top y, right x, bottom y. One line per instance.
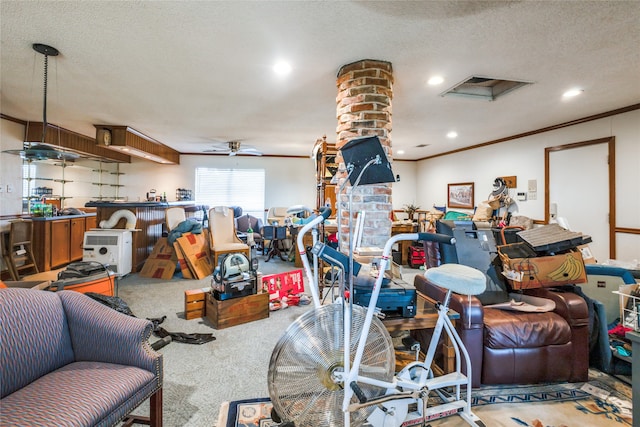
217, 371, 631, 427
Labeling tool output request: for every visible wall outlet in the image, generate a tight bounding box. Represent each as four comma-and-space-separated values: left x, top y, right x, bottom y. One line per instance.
6, 184, 14, 193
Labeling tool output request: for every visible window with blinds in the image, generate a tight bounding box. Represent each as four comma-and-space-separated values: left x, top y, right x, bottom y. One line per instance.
195, 168, 265, 219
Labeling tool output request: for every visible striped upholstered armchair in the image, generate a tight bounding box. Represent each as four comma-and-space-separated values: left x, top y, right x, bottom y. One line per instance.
0, 288, 163, 426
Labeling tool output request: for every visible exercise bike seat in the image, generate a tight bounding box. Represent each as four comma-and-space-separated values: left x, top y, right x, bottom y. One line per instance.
424, 263, 486, 296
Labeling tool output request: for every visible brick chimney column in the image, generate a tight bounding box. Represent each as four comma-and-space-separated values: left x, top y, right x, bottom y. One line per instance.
335, 60, 393, 252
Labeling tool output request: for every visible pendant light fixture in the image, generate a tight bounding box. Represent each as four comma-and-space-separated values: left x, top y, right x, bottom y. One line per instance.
4, 43, 79, 161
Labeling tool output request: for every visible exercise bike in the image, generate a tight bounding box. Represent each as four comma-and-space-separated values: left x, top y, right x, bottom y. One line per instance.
267, 208, 487, 427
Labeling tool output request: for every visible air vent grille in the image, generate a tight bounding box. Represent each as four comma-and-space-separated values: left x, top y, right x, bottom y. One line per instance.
440, 75, 533, 101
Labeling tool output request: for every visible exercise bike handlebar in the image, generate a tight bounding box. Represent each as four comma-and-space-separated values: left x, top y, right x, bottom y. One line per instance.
381, 232, 455, 260
297, 207, 332, 307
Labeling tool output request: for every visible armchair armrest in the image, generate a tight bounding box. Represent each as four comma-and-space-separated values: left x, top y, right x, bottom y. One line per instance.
524, 287, 589, 327
524, 286, 590, 382
59, 291, 162, 377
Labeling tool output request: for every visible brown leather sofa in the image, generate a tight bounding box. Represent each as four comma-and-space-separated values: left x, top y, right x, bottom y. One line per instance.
413, 274, 590, 387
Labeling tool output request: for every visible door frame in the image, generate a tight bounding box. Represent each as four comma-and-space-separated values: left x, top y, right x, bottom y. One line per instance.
544, 136, 616, 259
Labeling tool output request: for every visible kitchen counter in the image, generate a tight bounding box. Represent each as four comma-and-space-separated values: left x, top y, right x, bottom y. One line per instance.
30, 213, 96, 221
85, 201, 197, 208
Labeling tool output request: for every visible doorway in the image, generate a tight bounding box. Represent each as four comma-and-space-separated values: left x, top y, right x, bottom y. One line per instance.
545, 137, 615, 262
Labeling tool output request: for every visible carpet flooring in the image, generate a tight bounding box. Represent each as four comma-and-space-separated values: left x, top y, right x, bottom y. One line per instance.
217, 370, 632, 427
114, 255, 630, 427
117, 255, 424, 426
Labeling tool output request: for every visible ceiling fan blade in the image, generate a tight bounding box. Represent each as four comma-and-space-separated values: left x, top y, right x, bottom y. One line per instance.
240, 150, 262, 156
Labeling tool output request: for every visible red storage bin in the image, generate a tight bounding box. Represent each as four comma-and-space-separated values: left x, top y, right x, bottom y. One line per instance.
408, 245, 425, 268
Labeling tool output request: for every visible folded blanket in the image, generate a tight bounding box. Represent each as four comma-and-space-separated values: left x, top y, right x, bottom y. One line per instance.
167, 219, 203, 244
486, 293, 556, 312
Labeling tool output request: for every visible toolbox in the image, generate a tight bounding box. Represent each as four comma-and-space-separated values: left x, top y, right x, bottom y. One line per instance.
48, 271, 115, 296
408, 245, 425, 268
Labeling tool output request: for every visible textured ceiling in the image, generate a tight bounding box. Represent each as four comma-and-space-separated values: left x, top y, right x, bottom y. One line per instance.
1, 1, 639, 160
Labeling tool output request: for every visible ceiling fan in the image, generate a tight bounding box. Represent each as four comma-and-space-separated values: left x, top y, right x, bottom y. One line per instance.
204, 140, 262, 156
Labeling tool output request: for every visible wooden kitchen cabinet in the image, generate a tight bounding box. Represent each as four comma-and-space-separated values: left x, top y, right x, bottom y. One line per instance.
50, 220, 71, 268
32, 214, 93, 271
85, 215, 97, 230
70, 217, 86, 262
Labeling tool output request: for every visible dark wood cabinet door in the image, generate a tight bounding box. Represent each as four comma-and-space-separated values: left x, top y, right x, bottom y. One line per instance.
51, 220, 71, 268
70, 217, 86, 261
85, 215, 97, 230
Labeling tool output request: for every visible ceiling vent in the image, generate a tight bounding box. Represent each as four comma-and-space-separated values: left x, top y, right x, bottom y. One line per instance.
440, 75, 533, 101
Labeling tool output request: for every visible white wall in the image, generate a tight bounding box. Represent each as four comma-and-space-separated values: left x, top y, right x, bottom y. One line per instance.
416, 109, 640, 264
0, 120, 25, 226
117, 155, 320, 221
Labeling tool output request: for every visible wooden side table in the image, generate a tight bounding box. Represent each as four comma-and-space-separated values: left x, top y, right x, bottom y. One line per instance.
383, 291, 459, 375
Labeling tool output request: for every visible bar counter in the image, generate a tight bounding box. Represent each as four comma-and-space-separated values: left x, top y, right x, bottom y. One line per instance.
85, 201, 207, 272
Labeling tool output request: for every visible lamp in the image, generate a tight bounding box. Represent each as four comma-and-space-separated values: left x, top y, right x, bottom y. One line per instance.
339, 136, 395, 186
94, 125, 180, 164
4, 44, 78, 162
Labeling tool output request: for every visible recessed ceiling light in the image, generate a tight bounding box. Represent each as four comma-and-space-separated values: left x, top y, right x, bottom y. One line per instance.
397, 150, 405, 155
562, 88, 583, 98
447, 131, 458, 139
273, 61, 292, 76
428, 76, 444, 86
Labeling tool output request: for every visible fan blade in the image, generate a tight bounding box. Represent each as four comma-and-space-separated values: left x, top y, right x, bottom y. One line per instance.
241, 150, 262, 156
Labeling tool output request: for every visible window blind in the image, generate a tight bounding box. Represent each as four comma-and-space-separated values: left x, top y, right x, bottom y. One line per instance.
195, 168, 265, 219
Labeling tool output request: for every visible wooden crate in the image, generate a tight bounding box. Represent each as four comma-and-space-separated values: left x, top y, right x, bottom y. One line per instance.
184, 288, 207, 320
205, 291, 269, 329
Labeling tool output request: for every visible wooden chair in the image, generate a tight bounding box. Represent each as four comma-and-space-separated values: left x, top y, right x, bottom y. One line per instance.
208, 206, 250, 267
4, 219, 39, 280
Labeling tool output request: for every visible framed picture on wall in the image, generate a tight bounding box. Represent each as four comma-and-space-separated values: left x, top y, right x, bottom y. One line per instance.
447, 182, 474, 209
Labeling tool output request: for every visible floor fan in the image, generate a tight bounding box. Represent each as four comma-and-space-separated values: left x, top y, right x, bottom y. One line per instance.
268, 303, 394, 427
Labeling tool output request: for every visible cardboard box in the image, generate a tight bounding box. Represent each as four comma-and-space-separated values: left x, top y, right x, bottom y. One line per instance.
176, 232, 213, 280
140, 238, 178, 279
205, 291, 269, 329
173, 242, 193, 279
184, 287, 208, 320
498, 243, 587, 289
261, 269, 304, 300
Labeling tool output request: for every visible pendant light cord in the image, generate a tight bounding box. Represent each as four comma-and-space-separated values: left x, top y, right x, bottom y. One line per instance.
42, 53, 49, 144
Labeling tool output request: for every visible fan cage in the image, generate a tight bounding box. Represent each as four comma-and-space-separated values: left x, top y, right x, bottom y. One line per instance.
268, 303, 394, 427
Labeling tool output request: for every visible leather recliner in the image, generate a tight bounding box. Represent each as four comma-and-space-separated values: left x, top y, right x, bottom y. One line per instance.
413, 274, 590, 387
